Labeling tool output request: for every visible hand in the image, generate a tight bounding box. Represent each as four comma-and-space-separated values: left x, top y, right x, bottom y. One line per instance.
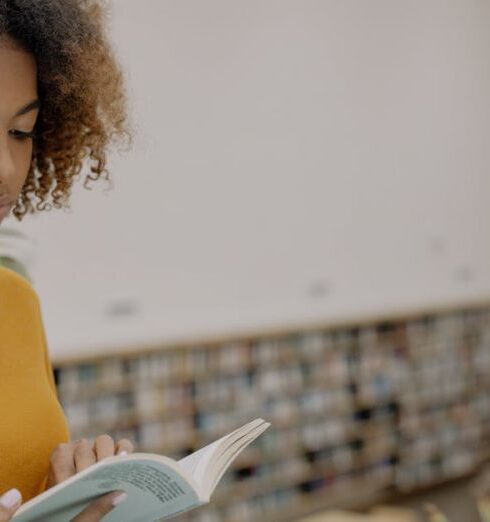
46, 434, 135, 489
0, 487, 128, 522
0, 488, 22, 521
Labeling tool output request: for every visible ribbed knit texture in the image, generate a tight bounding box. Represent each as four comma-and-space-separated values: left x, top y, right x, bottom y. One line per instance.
0, 266, 71, 501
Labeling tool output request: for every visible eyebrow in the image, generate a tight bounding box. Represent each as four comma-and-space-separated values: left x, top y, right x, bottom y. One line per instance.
15, 99, 40, 117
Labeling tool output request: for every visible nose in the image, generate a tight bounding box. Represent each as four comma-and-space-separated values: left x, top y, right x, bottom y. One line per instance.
0, 132, 16, 198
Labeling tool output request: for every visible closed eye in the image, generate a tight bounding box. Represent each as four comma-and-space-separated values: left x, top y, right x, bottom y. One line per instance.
10, 129, 37, 140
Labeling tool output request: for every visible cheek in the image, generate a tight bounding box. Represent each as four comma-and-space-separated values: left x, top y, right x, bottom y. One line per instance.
0, 140, 34, 198
15, 141, 34, 186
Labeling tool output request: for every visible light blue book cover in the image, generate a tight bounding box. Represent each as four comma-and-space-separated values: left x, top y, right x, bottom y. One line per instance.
12, 419, 270, 522
13, 456, 203, 522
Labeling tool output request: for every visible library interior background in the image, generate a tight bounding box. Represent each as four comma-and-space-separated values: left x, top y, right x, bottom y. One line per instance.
2, 1, 490, 521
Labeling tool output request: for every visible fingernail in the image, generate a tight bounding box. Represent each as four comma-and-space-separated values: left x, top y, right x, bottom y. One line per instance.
0, 488, 22, 509
117, 450, 128, 456
112, 492, 128, 506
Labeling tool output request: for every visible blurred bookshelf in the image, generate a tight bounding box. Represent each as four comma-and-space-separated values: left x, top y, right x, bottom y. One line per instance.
52, 302, 490, 522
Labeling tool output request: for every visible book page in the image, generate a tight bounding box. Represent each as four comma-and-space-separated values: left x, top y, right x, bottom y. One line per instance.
178, 419, 270, 499
178, 438, 223, 482
207, 421, 270, 496
178, 418, 267, 493
13, 456, 203, 522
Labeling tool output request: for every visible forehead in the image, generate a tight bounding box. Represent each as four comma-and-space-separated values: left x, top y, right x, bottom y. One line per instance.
0, 43, 37, 116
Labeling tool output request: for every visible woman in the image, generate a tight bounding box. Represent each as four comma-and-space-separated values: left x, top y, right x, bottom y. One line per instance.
0, 0, 137, 519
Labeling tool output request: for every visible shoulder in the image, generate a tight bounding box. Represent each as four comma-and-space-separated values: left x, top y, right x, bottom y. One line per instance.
0, 264, 40, 306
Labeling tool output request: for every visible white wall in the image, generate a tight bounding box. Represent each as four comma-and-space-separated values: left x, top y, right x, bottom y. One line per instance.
5, 0, 490, 361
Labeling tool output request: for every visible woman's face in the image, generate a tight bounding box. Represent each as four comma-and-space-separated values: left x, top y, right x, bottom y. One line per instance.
0, 40, 39, 224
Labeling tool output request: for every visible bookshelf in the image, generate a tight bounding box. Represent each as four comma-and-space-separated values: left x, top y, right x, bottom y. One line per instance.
52, 302, 490, 522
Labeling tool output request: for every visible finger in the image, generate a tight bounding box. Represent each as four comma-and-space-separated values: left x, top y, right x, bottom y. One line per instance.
71, 490, 127, 522
74, 438, 97, 473
0, 488, 22, 521
93, 434, 115, 461
114, 438, 135, 455
49, 442, 77, 484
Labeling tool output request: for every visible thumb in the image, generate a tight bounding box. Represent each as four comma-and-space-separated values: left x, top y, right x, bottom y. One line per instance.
71, 490, 128, 521
0, 488, 22, 521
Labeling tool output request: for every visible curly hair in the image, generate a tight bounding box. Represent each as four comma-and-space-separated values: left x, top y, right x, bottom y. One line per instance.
0, 0, 131, 220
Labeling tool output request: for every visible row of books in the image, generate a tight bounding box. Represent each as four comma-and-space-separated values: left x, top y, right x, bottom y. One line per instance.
57, 338, 489, 405
181, 470, 394, 522
54, 306, 490, 522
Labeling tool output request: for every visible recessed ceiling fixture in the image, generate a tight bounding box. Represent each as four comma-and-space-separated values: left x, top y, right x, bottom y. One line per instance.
307, 280, 330, 299
104, 298, 140, 318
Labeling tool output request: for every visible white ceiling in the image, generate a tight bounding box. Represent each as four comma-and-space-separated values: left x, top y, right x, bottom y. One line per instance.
4, 0, 490, 362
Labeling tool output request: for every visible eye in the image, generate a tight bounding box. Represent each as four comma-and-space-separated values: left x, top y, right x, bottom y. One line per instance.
9, 129, 37, 141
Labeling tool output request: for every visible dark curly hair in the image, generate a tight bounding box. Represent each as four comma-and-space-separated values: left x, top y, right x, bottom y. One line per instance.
0, 0, 131, 220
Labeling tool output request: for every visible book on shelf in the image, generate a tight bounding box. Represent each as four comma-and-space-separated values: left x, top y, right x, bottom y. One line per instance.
13, 418, 270, 522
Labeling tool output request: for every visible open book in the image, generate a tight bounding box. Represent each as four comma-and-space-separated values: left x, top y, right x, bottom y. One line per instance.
13, 418, 270, 522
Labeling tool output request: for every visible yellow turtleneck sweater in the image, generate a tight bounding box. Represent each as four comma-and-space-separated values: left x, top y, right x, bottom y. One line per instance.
0, 265, 71, 502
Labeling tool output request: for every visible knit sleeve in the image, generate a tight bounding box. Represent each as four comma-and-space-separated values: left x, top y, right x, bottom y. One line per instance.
0, 265, 71, 500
